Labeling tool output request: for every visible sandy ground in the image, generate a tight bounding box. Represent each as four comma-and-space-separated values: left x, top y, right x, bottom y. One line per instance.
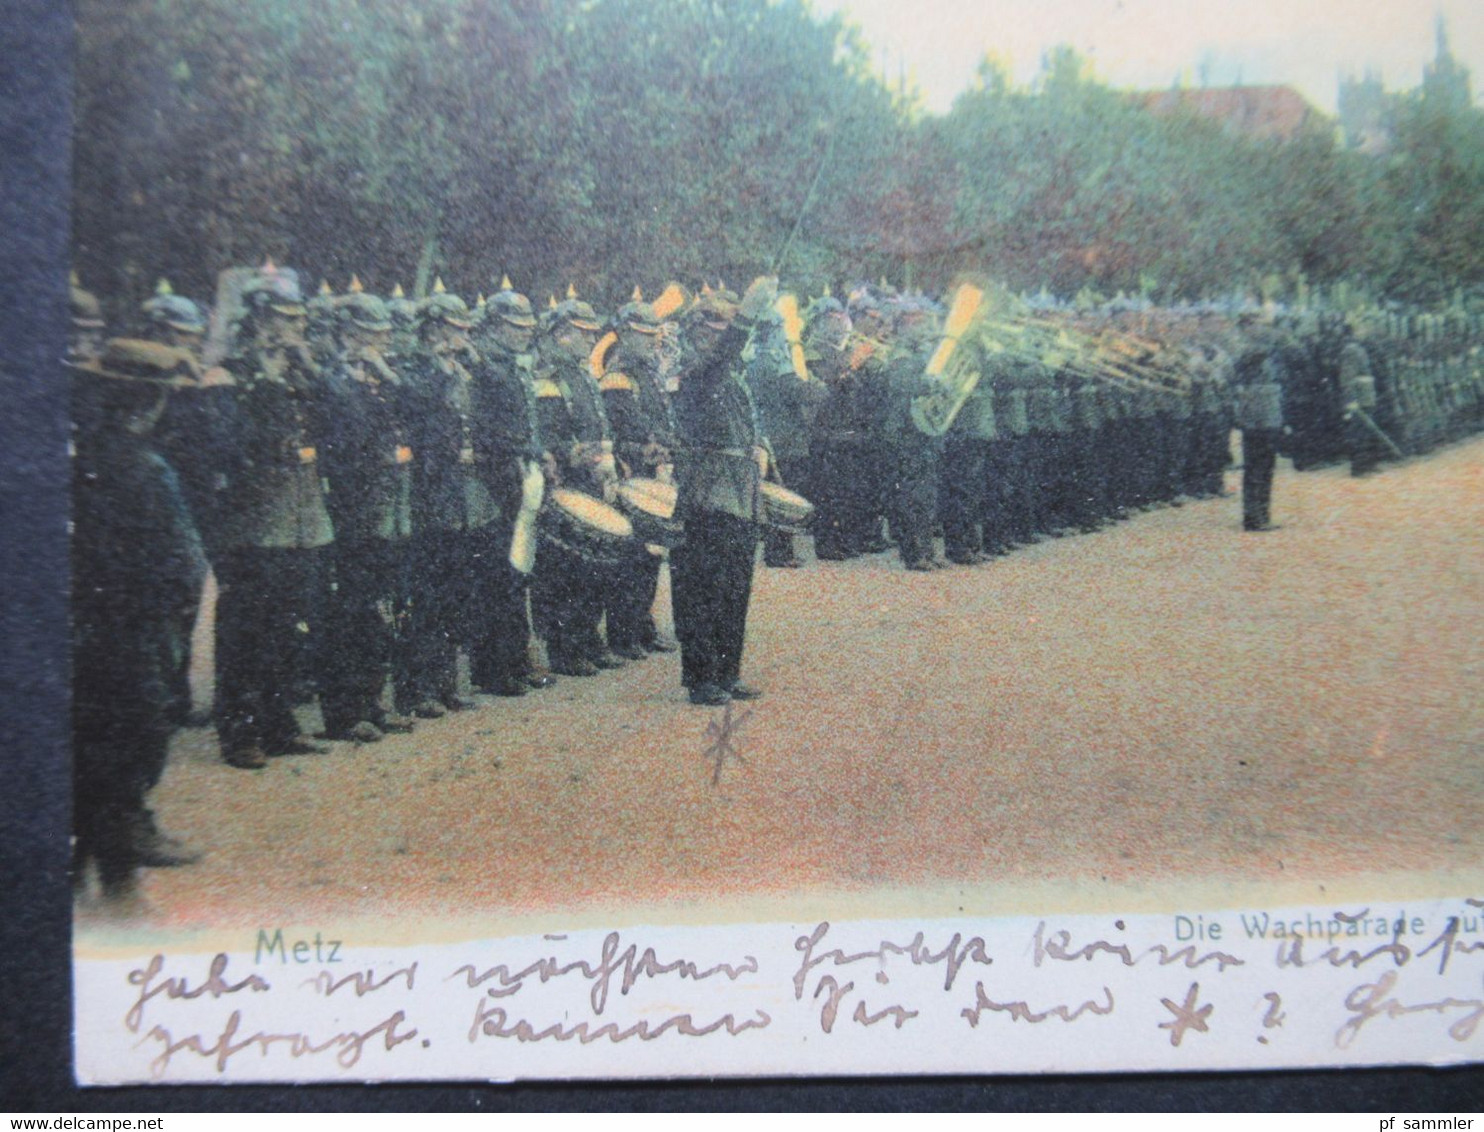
87, 439, 1484, 937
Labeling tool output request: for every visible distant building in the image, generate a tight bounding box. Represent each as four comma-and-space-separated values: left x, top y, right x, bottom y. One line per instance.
1338, 17, 1474, 156
1131, 85, 1325, 143
1421, 16, 1473, 114
1338, 70, 1392, 154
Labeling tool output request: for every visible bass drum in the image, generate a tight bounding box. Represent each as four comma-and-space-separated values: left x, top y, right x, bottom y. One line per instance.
760, 481, 814, 533
539, 487, 634, 565
615, 477, 683, 549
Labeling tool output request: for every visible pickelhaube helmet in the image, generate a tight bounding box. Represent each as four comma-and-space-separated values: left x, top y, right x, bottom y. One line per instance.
889, 292, 938, 330
241, 260, 306, 317
683, 283, 737, 330
339, 291, 392, 332
549, 295, 603, 333
307, 279, 338, 327
804, 294, 846, 323
803, 295, 850, 349
615, 287, 661, 335
845, 286, 883, 321
418, 278, 474, 329
387, 283, 417, 327
141, 279, 207, 336
483, 276, 537, 328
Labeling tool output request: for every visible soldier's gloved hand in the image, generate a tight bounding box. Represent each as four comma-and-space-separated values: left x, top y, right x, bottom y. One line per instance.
739, 276, 780, 323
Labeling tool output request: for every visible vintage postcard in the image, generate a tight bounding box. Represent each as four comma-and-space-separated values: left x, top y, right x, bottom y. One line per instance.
69, 0, 1483, 1084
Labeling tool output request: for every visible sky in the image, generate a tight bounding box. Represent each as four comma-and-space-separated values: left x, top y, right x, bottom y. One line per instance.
810, 0, 1484, 115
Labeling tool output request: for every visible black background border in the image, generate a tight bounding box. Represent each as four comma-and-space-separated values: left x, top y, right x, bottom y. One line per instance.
2, 0, 1480, 1112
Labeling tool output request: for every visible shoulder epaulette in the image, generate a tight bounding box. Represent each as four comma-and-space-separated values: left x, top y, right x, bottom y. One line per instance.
534, 377, 564, 399
599, 371, 636, 393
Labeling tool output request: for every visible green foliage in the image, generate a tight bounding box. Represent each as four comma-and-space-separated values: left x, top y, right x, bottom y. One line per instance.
72, 2, 1484, 316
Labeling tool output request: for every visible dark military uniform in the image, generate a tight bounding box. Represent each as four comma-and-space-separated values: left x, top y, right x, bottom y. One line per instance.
1233, 337, 1286, 532
989, 376, 1034, 546
1096, 383, 1132, 520
1024, 375, 1070, 535
215, 344, 335, 764
1193, 347, 1235, 497
1281, 325, 1342, 470
1067, 376, 1107, 532
318, 348, 415, 736
139, 285, 218, 725
878, 347, 943, 569
1123, 384, 1160, 512
671, 311, 765, 700
808, 346, 877, 559
1150, 385, 1185, 507
852, 339, 895, 554
601, 333, 678, 652
746, 320, 822, 567
531, 350, 615, 674
1338, 338, 1383, 476
469, 338, 546, 691
940, 378, 996, 563
401, 341, 498, 710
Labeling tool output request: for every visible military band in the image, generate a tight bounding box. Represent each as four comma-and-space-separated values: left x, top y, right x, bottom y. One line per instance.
68, 262, 1484, 899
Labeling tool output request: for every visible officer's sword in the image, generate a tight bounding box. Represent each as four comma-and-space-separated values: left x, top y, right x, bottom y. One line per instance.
770, 126, 835, 277
1346, 404, 1405, 459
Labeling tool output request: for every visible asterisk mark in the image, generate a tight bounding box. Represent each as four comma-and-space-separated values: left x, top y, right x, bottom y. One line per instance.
1158, 982, 1213, 1047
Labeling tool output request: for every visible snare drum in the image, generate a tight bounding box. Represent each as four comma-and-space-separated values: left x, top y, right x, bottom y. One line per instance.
760, 481, 814, 533
539, 487, 634, 564
615, 477, 683, 548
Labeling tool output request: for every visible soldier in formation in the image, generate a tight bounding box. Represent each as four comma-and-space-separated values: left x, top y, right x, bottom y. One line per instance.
72, 261, 1484, 802
213, 268, 336, 769
669, 277, 778, 705
599, 292, 681, 654
468, 280, 552, 696
531, 292, 624, 677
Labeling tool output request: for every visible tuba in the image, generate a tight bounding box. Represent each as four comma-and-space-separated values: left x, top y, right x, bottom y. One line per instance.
910, 282, 988, 437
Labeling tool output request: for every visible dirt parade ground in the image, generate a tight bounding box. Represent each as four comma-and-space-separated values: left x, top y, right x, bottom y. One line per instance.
90, 439, 1484, 937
